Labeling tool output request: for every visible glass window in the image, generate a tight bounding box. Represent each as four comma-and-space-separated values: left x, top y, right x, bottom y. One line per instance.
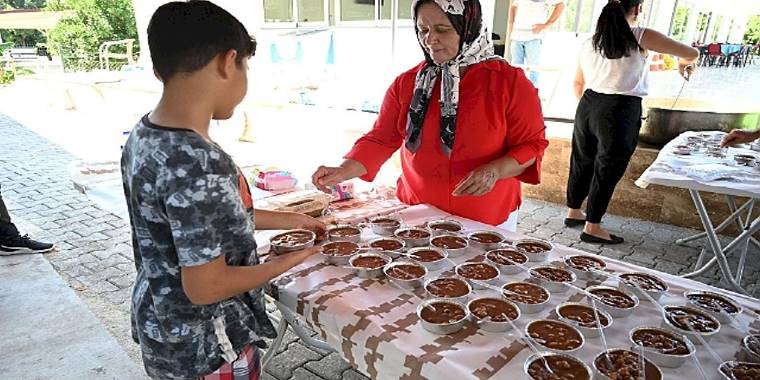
670, 6, 689, 41
557, 0, 594, 33
341, 0, 375, 21
577, 0, 596, 33
558, 0, 578, 32
298, 0, 325, 22
711, 15, 723, 42
265, 0, 294, 22
380, 0, 413, 20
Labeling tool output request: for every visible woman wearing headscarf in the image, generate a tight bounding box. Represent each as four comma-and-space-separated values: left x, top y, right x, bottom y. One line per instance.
312, 0, 548, 231
564, 0, 698, 244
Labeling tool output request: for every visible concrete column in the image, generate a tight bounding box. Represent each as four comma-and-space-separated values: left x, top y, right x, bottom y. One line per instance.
716, 15, 731, 42
683, 4, 700, 43
703, 12, 716, 42
728, 14, 749, 44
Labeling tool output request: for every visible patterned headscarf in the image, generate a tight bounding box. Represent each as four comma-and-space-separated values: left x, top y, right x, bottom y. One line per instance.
406, 0, 498, 156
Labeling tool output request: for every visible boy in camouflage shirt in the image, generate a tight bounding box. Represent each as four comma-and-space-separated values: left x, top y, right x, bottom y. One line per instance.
121, 2, 324, 378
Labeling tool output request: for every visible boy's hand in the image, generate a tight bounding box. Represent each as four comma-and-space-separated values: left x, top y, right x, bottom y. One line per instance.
285, 212, 327, 241
721, 129, 760, 148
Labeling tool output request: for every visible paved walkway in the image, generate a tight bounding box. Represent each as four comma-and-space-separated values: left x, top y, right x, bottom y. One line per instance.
1, 113, 758, 379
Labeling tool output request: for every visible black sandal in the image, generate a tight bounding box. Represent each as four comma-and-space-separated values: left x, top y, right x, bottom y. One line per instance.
580, 232, 624, 245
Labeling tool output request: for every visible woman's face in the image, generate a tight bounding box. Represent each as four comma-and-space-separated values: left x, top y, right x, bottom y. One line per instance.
416, 2, 461, 64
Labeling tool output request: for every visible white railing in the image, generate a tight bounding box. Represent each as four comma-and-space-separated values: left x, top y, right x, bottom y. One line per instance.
98, 39, 135, 71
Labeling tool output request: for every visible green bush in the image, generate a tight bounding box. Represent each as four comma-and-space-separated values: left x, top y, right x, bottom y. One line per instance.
0, 66, 16, 84
46, 0, 138, 72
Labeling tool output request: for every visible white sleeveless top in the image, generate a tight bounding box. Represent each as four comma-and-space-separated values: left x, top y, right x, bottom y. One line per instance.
579, 27, 649, 97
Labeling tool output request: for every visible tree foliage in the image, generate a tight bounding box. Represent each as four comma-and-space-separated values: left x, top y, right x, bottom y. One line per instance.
46, 0, 138, 71
745, 15, 760, 45
0, 0, 47, 47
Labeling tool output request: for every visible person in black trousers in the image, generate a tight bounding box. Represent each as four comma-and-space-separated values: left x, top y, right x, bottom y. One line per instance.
0, 185, 54, 255
565, 0, 698, 244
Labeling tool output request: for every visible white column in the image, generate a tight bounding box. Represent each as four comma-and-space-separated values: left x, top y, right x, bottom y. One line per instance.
728, 14, 749, 44
716, 15, 731, 42
703, 12, 716, 42
683, 4, 700, 43
651, 0, 676, 35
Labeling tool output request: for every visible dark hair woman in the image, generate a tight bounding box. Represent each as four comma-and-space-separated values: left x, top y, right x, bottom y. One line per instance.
311, 0, 549, 231
565, 0, 699, 244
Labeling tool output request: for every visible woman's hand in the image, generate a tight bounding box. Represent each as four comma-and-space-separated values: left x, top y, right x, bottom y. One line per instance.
311, 160, 367, 193
452, 163, 499, 197
721, 129, 760, 148
678, 61, 695, 81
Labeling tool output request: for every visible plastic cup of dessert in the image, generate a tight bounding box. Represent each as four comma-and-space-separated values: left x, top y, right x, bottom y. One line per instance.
485, 247, 529, 275
430, 234, 470, 258
592, 348, 663, 380
320, 241, 361, 266
425, 219, 464, 236
466, 230, 506, 251
660, 305, 721, 345
683, 290, 743, 324
348, 252, 391, 279
326, 225, 363, 243
394, 227, 432, 249
424, 277, 472, 305
513, 238, 554, 262
585, 285, 640, 318
529, 265, 577, 293
384, 261, 428, 290
406, 247, 449, 272
466, 297, 521, 333
524, 319, 585, 355
501, 281, 551, 315
563, 255, 608, 281
270, 229, 317, 255
417, 298, 469, 335
369, 216, 402, 236
555, 302, 613, 339
455, 262, 501, 290
523, 352, 592, 380
628, 325, 696, 368
617, 272, 669, 302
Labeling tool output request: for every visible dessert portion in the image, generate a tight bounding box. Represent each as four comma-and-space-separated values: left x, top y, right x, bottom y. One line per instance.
720, 362, 760, 380
686, 292, 740, 315
620, 273, 668, 292
428, 221, 463, 233
594, 350, 661, 380
395, 228, 431, 239
503, 283, 550, 305
328, 226, 361, 238
527, 320, 583, 351
468, 298, 518, 322
408, 249, 445, 263
565, 255, 606, 272
526, 354, 590, 380
426, 278, 471, 298
631, 328, 691, 356
557, 304, 610, 328
516, 240, 552, 254
385, 263, 426, 280
351, 256, 388, 270
589, 288, 636, 309
663, 306, 720, 334
431, 235, 468, 249
487, 249, 528, 266
322, 241, 360, 256
456, 263, 499, 281
419, 301, 466, 324
531, 267, 574, 283
369, 238, 404, 251
469, 232, 503, 244
271, 230, 314, 247
371, 217, 401, 229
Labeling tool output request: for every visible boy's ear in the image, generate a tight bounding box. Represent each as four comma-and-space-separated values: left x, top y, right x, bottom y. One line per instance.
217, 49, 239, 80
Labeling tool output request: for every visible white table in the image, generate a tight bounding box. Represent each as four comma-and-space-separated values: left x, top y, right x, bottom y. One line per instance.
636, 131, 760, 295
258, 203, 760, 379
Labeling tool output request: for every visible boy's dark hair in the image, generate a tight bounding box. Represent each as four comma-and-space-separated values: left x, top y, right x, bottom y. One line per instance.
148, 0, 256, 82
593, 0, 643, 59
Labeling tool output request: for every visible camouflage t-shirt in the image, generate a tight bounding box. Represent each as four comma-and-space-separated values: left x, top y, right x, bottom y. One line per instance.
121, 115, 276, 379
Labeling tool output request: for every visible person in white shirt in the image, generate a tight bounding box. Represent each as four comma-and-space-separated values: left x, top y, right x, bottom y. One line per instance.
508, 0, 565, 87
564, 0, 698, 245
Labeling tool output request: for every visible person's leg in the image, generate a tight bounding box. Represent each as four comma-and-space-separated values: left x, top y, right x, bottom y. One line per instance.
523, 38, 542, 87
0, 185, 20, 241
0, 184, 54, 255
510, 40, 526, 66
583, 95, 643, 243
566, 91, 596, 224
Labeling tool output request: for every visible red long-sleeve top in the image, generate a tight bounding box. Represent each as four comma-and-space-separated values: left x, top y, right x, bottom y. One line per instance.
345, 60, 549, 225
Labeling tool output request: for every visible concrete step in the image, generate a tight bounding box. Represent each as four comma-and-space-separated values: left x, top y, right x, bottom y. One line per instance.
0, 254, 146, 379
